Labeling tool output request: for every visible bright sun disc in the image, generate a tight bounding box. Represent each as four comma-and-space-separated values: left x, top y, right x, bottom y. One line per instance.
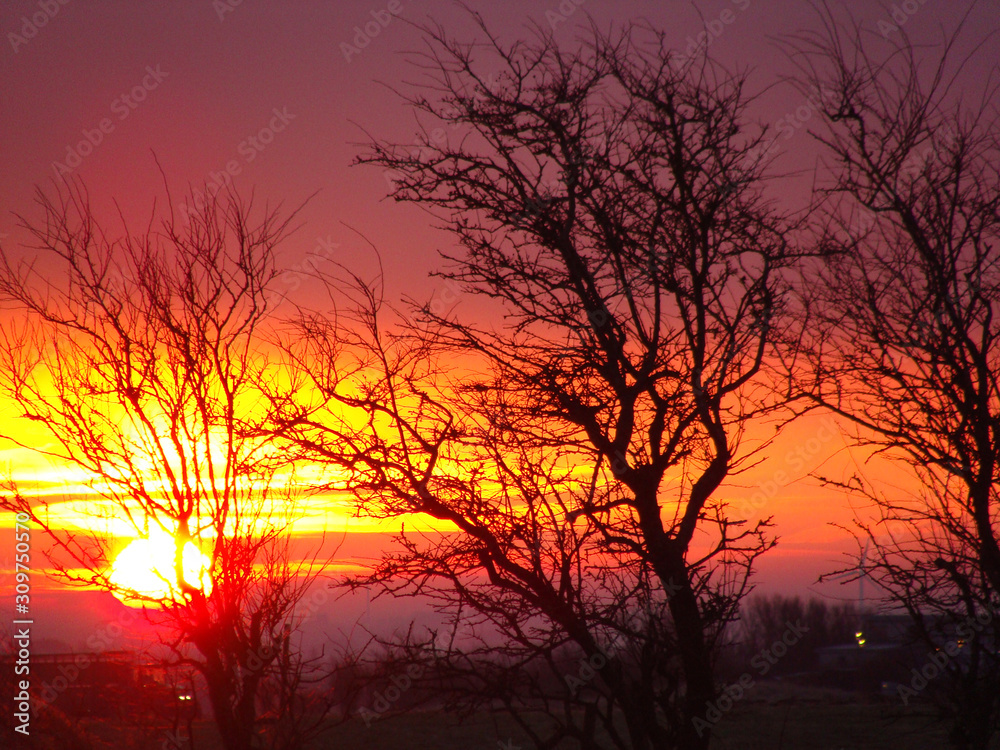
109, 529, 213, 604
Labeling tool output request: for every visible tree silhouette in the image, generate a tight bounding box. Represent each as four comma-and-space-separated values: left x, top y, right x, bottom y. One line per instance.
0, 183, 335, 750
792, 10, 1000, 749
269, 18, 796, 750
731, 594, 856, 677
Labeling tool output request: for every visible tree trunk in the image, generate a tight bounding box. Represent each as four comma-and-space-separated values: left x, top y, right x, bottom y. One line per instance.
635, 484, 716, 750
199, 649, 258, 750
663, 550, 714, 750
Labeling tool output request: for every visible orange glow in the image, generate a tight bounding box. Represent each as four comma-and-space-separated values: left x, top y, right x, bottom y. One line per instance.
108, 528, 213, 606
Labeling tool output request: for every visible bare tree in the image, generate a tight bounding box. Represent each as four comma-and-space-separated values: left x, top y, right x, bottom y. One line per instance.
267, 17, 796, 750
790, 9, 1000, 749
0, 183, 335, 750
729, 594, 856, 677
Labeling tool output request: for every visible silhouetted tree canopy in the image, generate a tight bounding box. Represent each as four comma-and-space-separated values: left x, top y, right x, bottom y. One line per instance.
268, 16, 798, 750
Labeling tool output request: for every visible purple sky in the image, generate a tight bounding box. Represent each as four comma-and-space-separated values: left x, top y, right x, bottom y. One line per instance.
4, 0, 993, 299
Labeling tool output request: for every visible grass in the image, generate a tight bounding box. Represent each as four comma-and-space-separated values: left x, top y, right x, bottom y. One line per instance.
709, 691, 953, 749
46, 685, 1000, 749
288, 688, 963, 750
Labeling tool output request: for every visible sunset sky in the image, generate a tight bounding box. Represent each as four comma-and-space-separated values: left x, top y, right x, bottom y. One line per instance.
1, 0, 997, 650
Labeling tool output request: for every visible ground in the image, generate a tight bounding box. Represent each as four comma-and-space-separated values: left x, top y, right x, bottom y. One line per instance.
38, 684, 997, 749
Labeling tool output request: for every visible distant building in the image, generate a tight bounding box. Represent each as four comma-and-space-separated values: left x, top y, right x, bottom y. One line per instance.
811, 611, 998, 694
813, 613, 915, 691
1, 650, 199, 720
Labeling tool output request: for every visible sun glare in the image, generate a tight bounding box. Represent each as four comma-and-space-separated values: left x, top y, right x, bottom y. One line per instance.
109, 529, 213, 605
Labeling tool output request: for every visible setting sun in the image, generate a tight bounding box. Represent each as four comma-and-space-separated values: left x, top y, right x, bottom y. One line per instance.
109, 529, 213, 605
1, 2, 996, 747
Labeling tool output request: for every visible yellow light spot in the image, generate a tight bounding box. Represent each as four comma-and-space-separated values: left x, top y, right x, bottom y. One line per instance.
109, 529, 212, 605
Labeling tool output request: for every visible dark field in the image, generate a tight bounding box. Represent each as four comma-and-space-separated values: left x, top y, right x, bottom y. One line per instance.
324, 703, 953, 750
57, 684, 989, 750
